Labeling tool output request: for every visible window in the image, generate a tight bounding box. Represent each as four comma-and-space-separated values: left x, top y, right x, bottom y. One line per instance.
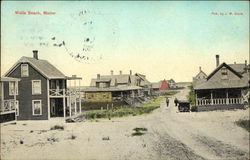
32, 80, 41, 94
32, 100, 42, 115
221, 67, 228, 79
9, 82, 18, 95
16, 100, 19, 116
21, 64, 29, 77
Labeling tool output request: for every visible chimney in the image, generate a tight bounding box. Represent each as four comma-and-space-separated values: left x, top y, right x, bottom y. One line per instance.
97, 74, 100, 80
119, 70, 122, 75
130, 70, 132, 75
33, 50, 38, 60
111, 70, 113, 75
199, 66, 201, 72
216, 55, 219, 67
245, 60, 248, 73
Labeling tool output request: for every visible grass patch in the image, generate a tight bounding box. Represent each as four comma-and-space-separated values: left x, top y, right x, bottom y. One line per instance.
163, 91, 179, 97
235, 119, 250, 132
47, 137, 59, 142
84, 96, 165, 120
132, 127, 148, 136
50, 125, 64, 130
132, 131, 144, 136
133, 127, 148, 132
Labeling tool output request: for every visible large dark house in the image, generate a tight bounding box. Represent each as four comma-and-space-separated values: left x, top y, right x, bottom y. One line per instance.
3, 50, 68, 120
193, 55, 249, 111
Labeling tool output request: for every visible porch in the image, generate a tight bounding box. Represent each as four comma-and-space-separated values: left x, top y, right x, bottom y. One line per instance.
48, 75, 83, 119
0, 77, 20, 123
195, 88, 244, 107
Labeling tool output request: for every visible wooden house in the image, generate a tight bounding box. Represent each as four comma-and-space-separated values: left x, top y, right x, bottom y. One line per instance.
167, 79, 176, 89
3, 50, 71, 120
193, 55, 249, 111
87, 71, 144, 101
82, 70, 151, 108
193, 67, 207, 86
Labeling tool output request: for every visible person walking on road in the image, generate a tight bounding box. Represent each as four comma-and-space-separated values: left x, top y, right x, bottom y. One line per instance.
166, 97, 169, 107
174, 97, 178, 106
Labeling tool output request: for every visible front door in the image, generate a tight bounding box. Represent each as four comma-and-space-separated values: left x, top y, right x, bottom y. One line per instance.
50, 99, 56, 117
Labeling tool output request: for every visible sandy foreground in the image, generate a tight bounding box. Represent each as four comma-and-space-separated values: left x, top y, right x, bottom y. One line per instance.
1, 87, 249, 160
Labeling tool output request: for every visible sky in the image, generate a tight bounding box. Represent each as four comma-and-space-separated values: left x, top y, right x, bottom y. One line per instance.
1, 1, 249, 85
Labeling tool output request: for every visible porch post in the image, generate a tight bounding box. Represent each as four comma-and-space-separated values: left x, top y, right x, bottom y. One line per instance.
211, 90, 213, 105
63, 89, 66, 119
74, 79, 77, 115
226, 90, 229, 104
47, 80, 50, 120
195, 91, 198, 106
14, 81, 17, 122
69, 91, 72, 117
68, 80, 72, 117
74, 96, 77, 115
240, 89, 243, 104
79, 80, 82, 114
1, 82, 4, 111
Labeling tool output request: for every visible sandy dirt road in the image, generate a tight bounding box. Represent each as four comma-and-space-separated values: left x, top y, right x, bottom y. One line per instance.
1, 87, 249, 160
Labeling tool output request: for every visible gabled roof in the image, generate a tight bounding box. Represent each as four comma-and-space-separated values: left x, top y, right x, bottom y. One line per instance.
194, 70, 207, 79
194, 62, 249, 90
194, 78, 248, 90
4, 57, 66, 79
90, 72, 151, 87
90, 74, 131, 87
228, 64, 246, 73
135, 73, 151, 86
207, 62, 242, 80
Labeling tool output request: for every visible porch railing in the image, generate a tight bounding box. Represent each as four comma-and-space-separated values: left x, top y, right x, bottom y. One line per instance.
49, 89, 65, 97
197, 98, 243, 106
0, 99, 16, 113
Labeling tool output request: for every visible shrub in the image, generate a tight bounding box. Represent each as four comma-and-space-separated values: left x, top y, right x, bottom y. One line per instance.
47, 137, 59, 142
84, 96, 163, 120
133, 127, 148, 132
69, 135, 76, 140
163, 91, 179, 97
235, 119, 250, 132
50, 125, 64, 130
188, 85, 196, 106
191, 106, 197, 112
132, 131, 144, 136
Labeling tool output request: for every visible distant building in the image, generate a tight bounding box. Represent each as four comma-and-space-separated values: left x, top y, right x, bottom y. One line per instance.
151, 79, 170, 91
167, 79, 176, 89
193, 55, 249, 111
192, 67, 207, 86
83, 70, 151, 107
